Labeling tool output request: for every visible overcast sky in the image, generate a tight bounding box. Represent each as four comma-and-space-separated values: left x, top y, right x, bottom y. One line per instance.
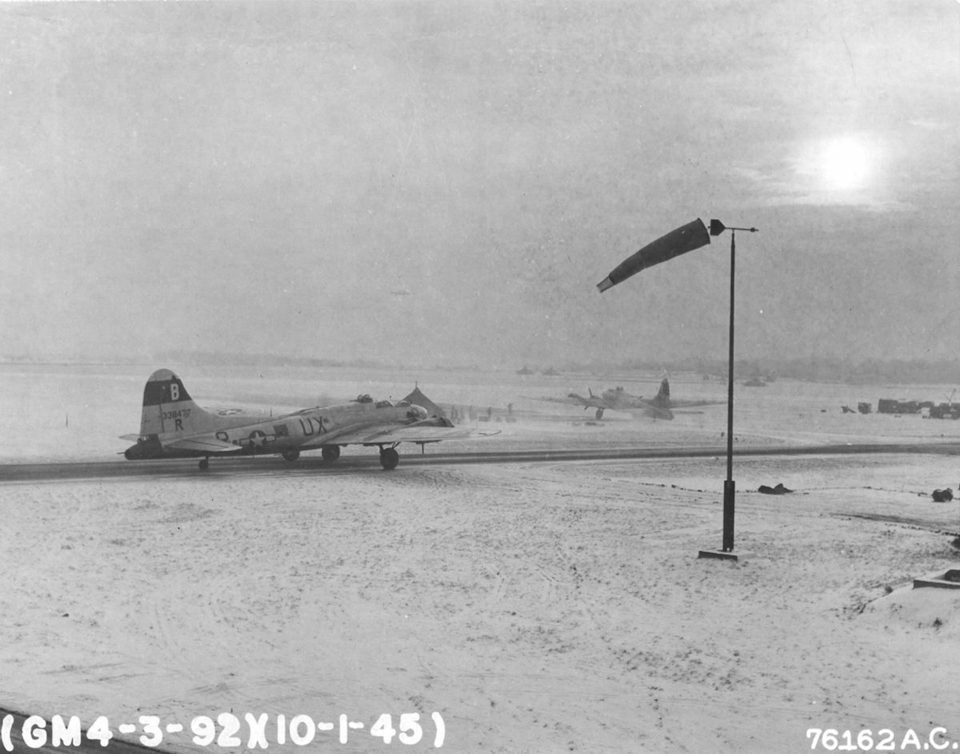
1, 1, 957, 368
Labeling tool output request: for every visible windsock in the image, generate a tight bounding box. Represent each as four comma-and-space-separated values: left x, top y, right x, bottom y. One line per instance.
597, 218, 711, 293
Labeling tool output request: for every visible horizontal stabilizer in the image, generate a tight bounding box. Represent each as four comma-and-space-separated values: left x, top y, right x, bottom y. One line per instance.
164, 436, 245, 453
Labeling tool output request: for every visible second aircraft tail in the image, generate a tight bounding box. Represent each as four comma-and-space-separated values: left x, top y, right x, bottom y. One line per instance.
654, 378, 670, 407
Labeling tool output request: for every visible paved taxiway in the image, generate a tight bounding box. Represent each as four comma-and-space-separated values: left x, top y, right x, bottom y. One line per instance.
2, 442, 958, 483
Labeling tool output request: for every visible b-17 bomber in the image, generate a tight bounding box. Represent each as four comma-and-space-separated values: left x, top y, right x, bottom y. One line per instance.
122, 369, 492, 471
543, 378, 724, 421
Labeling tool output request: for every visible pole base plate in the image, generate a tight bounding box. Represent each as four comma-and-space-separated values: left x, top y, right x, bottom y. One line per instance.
698, 549, 739, 562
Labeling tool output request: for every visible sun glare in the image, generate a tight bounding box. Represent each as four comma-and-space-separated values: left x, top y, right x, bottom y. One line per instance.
818, 135, 873, 192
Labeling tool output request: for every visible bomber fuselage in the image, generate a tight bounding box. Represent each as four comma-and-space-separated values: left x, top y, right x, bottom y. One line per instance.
124, 399, 426, 460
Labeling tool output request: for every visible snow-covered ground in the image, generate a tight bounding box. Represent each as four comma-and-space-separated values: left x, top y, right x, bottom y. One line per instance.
1, 364, 959, 753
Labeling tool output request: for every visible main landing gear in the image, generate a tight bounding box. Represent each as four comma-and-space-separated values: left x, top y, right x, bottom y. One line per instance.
199, 457, 210, 470
379, 446, 399, 471
321, 445, 341, 462
595, 408, 604, 420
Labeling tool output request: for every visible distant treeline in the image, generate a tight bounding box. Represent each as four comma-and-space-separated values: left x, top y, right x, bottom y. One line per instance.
4, 350, 959, 386
154, 351, 388, 369
593, 357, 960, 386
0, 351, 393, 369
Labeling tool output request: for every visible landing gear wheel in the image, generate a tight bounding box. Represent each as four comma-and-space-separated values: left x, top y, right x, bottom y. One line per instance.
595, 408, 604, 420
199, 458, 210, 471
379, 447, 399, 470
321, 446, 341, 462
282, 450, 300, 462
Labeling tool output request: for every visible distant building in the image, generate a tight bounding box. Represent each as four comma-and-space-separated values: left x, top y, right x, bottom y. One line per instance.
877, 398, 920, 414
929, 403, 960, 420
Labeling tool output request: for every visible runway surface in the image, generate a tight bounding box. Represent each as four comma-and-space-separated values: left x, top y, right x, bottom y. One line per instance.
2, 441, 958, 482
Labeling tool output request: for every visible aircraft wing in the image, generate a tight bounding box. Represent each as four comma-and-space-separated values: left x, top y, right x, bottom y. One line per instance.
535, 395, 608, 409
304, 424, 499, 447
670, 399, 726, 409
618, 405, 675, 420
535, 395, 581, 405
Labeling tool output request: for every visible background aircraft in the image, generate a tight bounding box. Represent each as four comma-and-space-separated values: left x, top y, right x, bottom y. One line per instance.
599, 381, 675, 420
542, 378, 723, 421
601, 379, 725, 419
121, 369, 492, 470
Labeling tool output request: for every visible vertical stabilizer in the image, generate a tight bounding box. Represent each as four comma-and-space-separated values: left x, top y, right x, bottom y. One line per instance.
140, 369, 221, 437
656, 378, 670, 407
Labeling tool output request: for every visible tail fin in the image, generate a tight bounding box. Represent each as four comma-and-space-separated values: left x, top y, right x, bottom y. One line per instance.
139, 369, 223, 437
656, 378, 670, 407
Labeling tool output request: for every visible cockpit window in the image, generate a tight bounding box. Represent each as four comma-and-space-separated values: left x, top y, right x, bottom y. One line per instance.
354, 394, 373, 403
375, 400, 392, 408
397, 400, 411, 407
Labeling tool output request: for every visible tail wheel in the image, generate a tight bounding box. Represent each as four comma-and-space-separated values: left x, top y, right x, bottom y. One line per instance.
282, 450, 300, 462
199, 458, 210, 471
595, 408, 604, 420
379, 447, 399, 470
322, 446, 341, 462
